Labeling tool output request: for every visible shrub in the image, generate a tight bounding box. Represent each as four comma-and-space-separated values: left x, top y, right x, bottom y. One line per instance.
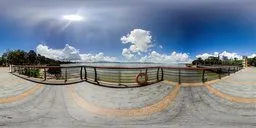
22, 68, 40, 78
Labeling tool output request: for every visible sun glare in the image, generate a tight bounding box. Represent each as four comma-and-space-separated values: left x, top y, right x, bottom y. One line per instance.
62, 14, 84, 21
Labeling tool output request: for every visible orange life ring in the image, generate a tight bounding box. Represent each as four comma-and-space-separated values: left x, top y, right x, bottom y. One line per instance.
136, 72, 148, 86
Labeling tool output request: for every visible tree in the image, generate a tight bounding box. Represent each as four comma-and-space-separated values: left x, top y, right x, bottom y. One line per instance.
248, 57, 256, 66
204, 56, 221, 65
28, 50, 37, 64
192, 57, 204, 65
1, 52, 8, 66
7, 50, 28, 65
1, 49, 63, 66
192, 56, 243, 66
0, 57, 3, 66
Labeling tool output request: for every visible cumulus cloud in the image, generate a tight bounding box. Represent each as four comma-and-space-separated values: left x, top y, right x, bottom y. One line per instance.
248, 54, 256, 58
122, 48, 134, 59
36, 44, 81, 60
196, 52, 219, 60
80, 52, 116, 62
196, 51, 242, 60
121, 29, 153, 59
36, 44, 116, 62
140, 51, 190, 63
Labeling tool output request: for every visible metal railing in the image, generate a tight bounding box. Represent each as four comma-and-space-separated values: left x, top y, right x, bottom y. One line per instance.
10, 65, 243, 87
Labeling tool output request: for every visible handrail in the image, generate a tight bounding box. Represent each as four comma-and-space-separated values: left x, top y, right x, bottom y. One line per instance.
12, 65, 221, 70
10, 65, 243, 88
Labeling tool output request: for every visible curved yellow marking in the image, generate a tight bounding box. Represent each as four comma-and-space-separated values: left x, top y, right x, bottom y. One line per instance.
68, 84, 180, 117
0, 84, 43, 103
164, 80, 203, 87
204, 84, 256, 103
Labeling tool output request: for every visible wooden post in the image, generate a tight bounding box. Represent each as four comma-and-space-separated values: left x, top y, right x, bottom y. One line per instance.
228, 67, 230, 76
29, 67, 31, 77
202, 69, 205, 83
80, 67, 83, 80
65, 68, 67, 82
118, 69, 121, 86
94, 67, 98, 83
219, 68, 222, 79
157, 67, 160, 81
44, 68, 46, 81
161, 68, 164, 81
84, 67, 87, 80
178, 69, 181, 84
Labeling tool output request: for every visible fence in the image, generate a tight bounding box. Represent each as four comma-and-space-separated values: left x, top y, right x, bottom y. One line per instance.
10, 65, 243, 87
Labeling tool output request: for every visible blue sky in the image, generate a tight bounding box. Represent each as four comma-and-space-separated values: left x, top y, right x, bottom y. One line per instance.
0, 0, 255, 62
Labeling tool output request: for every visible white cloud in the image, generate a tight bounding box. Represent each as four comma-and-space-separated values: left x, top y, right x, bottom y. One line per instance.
159, 45, 163, 49
80, 52, 116, 62
122, 48, 134, 59
196, 51, 242, 60
248, 53, 256, 58
196, 53, 218, 60
140, 51, 190, 63
121, 29, 153, 59
36, 44, 80, 60
36, 44, 116, 62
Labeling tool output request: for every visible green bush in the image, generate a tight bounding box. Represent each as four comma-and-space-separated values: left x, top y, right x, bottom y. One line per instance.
22, 68, 40, 78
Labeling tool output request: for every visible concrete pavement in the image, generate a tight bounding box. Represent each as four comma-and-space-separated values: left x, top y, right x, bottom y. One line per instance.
0, 67, 256, 128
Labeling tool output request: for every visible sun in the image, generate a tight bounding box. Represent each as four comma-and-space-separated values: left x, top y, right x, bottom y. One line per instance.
62, 14, 84, 21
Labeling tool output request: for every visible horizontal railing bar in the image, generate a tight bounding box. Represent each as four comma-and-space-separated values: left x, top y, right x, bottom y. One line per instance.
13, 65, 226, 71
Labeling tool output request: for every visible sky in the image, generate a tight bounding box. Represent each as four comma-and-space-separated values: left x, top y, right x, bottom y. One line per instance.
0, 0, 256, 62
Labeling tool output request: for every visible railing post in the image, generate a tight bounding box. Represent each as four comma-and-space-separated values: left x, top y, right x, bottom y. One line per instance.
178, 69, 181, 84
202, 69, 205, 83
29, 67, 31, 77
65, 68, 67, 82
94, 67, 98, 84
118, 69, 121, 86
228, 67, 230, 76
161, 68, 164, 81
84, 66, 87, 80
233, 67, 235, 73
80, 67, 83, 80
44, 68, 46, 81
157, 67, 160, 81
219, 68, 222, 79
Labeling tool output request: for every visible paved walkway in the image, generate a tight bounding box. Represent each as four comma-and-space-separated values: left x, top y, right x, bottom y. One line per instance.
0, 67, 256, 128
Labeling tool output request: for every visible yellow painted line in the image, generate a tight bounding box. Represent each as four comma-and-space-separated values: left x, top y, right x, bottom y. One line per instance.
68, 84, 180, 117
164, 80, 203, 87
204, 84, 256, 103
0, 84, 43, 103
